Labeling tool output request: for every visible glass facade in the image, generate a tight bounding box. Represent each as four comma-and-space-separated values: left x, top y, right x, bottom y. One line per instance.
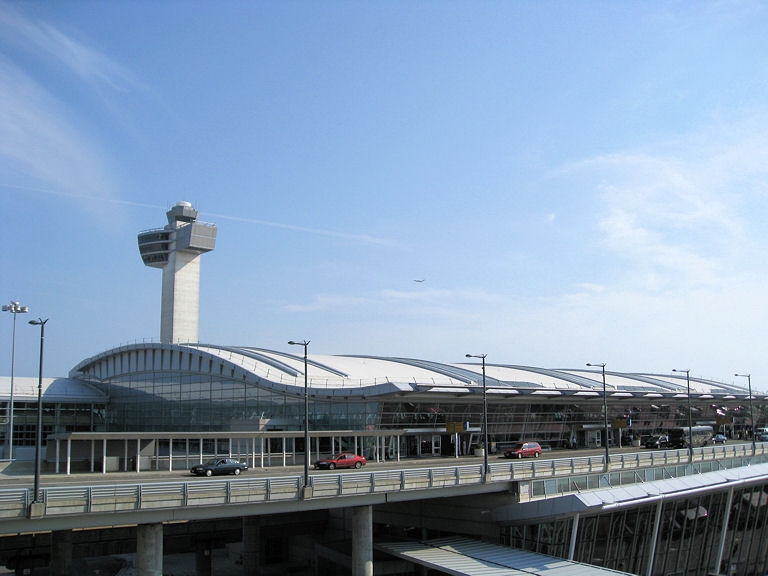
77, 370, 763, 458
0, 400, 103, 446
506, 483, 768, 575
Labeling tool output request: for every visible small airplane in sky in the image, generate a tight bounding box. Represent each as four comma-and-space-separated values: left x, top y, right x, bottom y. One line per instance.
413, 279, 425, 283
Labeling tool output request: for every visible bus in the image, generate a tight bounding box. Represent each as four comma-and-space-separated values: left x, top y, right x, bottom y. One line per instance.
668, 426, 713, 449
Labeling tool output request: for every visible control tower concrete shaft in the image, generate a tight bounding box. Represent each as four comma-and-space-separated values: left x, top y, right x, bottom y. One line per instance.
137, 202, 217, 344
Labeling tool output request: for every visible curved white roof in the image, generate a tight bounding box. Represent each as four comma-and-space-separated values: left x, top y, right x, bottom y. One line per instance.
67, 342, 763, 402
0, 376, 108, 403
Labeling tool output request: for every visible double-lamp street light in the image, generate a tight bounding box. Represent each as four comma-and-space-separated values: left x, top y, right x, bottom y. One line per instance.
735, 373, 756, 455
586, 362, 610, 470
288, 340, 310, 492
29, 318, 48, 505
2, 301, 28, 461
465, 353, 489, 476
672, 368, 693, 462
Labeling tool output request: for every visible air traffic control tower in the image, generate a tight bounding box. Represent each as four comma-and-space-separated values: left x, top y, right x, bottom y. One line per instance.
138, 202, 217, 344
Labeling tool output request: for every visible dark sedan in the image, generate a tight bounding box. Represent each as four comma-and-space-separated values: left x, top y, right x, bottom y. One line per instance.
190, 458, 248, 476
644, 435, 669, 449
314, 452, 367, 470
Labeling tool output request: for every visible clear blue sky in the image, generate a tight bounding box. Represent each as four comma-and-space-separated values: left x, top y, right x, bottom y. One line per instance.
2, 1, 768, 389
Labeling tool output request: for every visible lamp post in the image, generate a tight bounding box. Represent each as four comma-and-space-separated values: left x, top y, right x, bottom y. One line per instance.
735, 373, 756, 455
673, 369, 693, 462
587, 363, 610, 470
465, 353, 489, 476
29, 318, 47, 504
2, 301, 28, 461
288, 340, 310, 490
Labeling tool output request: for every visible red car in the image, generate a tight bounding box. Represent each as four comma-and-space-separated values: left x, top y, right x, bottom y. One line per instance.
504, 441, 542, 459
314, 452, 367, 470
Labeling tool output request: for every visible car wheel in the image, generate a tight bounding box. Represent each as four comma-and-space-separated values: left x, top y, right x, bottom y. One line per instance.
516, 453, 522, 459
329, 463, 336, 470
355, 461, 362, 469
534, 452, 540, 458
205, 469, 212, 477
234, 468, 241, 475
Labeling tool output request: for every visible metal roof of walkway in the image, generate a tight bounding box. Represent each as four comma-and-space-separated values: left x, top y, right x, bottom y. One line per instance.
375, 536, 632, 576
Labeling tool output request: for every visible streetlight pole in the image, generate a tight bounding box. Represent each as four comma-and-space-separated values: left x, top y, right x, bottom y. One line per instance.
29, 318, 48, 504
2, 301, 28, 461
465, 354, 488, 476
288, 340, 310, 491
735, 373, 756, 455
587, 363, 610, 470
673, 369, 693, 462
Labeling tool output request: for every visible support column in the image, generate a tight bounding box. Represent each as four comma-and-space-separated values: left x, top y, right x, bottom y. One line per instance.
567, 513, 579, 561
136, 523, 163, 576
352, 505, 373, 576
646, 501, 664, 576
242, 516, 264, 575
194, 547, 212, 576
50, 529, 72, 576
714, 487, 735, 576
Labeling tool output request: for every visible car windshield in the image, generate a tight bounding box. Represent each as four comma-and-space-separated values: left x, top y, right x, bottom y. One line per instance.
203, 460, 220, 466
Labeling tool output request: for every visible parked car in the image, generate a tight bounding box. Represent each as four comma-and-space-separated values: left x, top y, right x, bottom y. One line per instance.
644, 435, 669, 449
190, 458, 248, 477
712, 434, 727, 444
504, 441, 542, 459
314, 452, 367, 470
757, 433, 768, 442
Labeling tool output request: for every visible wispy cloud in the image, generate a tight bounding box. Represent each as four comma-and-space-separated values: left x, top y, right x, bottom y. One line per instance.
566, 129, 766, 292
0, 58, 119, 218
0, 4, 148, 227
207, 211, 400, 247
0, 3, 140, 92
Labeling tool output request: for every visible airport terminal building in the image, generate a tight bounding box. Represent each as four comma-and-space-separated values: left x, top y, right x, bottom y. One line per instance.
3, 341, 764, 464
68, 342, 763, 457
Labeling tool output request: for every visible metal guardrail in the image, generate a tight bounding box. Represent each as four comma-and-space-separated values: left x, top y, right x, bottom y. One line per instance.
1, 444, 766, 522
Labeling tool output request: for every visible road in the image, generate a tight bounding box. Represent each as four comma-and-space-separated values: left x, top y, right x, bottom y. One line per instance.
3, 441, 750, 489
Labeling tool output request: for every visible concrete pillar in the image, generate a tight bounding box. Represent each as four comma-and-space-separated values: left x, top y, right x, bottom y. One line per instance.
351, 506, 373, 576
50, 529, 72, 576
195, 547, 212, 576
136, 523, 163, 576
242, 516, 263, 575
